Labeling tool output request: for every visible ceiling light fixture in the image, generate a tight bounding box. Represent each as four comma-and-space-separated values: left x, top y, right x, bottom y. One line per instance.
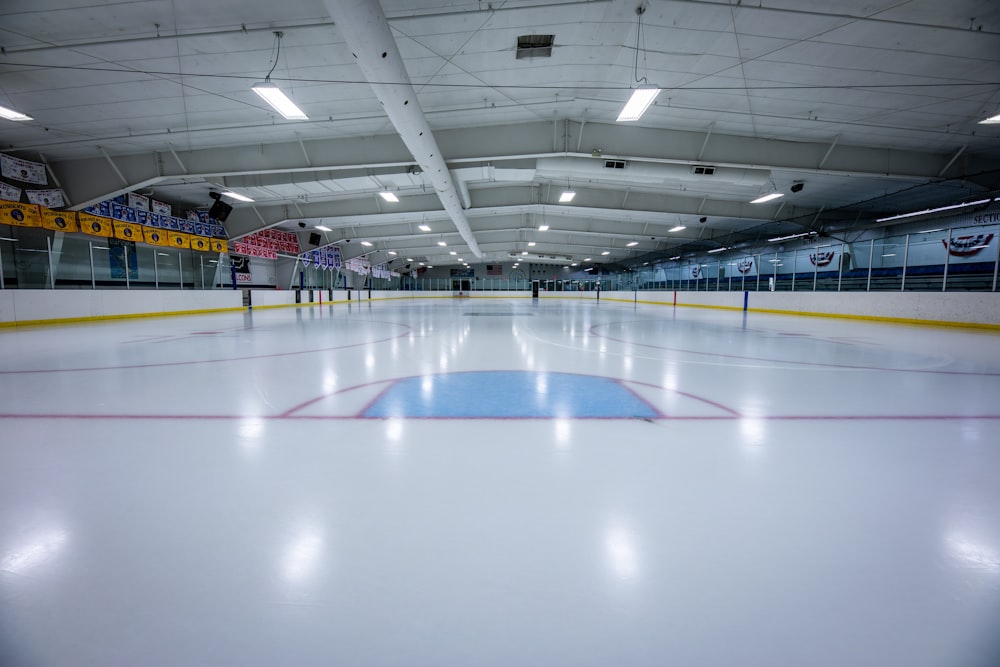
768, 231, 818, 243
601, 251, 610, 255
538, 225, 550, 231
559, 191, 576, 203
528, 242, 536, 246
251, 32, 308, 120
379, 192, 399, 203
0, 104, 32, 122
875, 199, 992, 223
979, 113, 1000, 124
221, 191, 254, 203
418, 224, 431, 232
438, 241, 447, 246
707, 247, 727, 254
388, 251, 397, 255
626, 241, 638, 247
315, 225, 332, 232
669, 225, 686, 232
449, 251, 457, 255
617, 86, 660, 122
751, 193, 784, 204
361, 241, 373, 247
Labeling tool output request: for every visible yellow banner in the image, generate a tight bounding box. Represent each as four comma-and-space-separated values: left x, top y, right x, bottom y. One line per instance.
210, 238, 228, 254
143, 227, 170, 246
169, 232, 190, 249
40, 208, 80, 233
78, 213, 114, 237
0, 202, 41, 228
113, 220, 145, 242
190, 235, 212, 252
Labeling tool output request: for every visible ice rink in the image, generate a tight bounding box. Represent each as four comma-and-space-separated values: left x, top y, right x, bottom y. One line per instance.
2, 296, 999, 666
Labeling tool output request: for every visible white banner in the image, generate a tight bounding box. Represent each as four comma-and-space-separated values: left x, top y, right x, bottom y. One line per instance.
127, 192, 150, 211
151, 199, 171, 216
1, 154, 47, 184
25, 189, 65, 208
0, 182, 21, 202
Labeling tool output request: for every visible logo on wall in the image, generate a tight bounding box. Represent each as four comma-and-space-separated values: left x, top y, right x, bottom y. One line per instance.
690, 265, 702, 279
943, 233, 993, 257
737, 258, 754, 274
809, 251, 835, 266
11, 209, 24, 222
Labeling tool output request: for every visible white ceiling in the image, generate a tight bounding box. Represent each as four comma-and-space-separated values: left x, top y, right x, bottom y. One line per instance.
1, 0, 998, 269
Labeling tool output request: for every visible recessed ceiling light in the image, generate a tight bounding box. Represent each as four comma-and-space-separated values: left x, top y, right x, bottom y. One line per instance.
538, 225, 550, 231
438, 241, 447, 246
449, 251, 457, 255
407, 258, 414, 261
528, 242, 536, 246
0, 104, 33, 122
388, 251, 397, 255
601, 251, 610, 255
418, 224, 431, 232
315, 225, 332, 232
750, 193, 783, 204
559, 191, 576, 203
626, 241, 638, 247
583, 257, 591, 261
379, 192, 399, 203
669, 225, 686, 232
221, 191, 254, 203
521, 251, 528, 255
361, 241, 373, 247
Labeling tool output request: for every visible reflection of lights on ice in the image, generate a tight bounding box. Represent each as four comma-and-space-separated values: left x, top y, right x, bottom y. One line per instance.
239, 419, 265, 439
739, 418, 766, 455
554, 419, 571, 450
283, 530, 324, 582
947, 534, 1000, 572
1, 529, 68, 574
386, 419, 403, 442
421, 376, 433, 397
536, 374, 548, 395
605, 524, 639, 582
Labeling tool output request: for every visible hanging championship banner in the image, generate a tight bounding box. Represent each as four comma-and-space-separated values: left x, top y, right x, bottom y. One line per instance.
127, 192, 149, 211
113, 220, 145, 242
41, 209, 80, 233
26, 188, 64, 208
0, 182, 22, 202
79, 213, 114, 237
210, 238, 228, 253
0, 154, 47, 184
143, 227, 170, 246
190, 235, 211, 252
331, 245, 341, 269
169, 231, 191, 249
151, 199, 171, 216
0, 202, 41, 227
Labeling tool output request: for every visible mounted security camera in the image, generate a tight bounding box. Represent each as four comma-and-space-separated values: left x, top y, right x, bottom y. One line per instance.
699, 216, 707, 223
345, 239, 350, 243
298, 221, 306, 228
790, 182, 804, 193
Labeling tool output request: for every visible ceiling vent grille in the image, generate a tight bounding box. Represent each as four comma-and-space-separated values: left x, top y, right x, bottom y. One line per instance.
516, 35, 554, 59
604, 160, 627, 169
692, 165, 716, 175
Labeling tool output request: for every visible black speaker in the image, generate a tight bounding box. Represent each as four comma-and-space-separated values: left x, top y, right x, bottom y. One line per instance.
309, 232, 322, 245
208, 199, 233, 222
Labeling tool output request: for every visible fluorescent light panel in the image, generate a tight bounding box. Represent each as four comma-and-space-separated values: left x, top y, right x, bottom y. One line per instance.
875, 199, 992, 223
751, 193, 784, 204
559, 191, 576, 203
361, 241, 372, 247
979, 113, 1000, 124
616, 87, 660, 122
418, 225, 431, 232
668, 225, 686, 232
251, 82, 308, 120
314, 225, 332, 232
768, 231, 817, 243
626, 241, 638, 247
0, 105, 32, 121
221, 191, 254, 203
538, 225, 550, 231
379, 192, 399, 203
707, 247, 727, 254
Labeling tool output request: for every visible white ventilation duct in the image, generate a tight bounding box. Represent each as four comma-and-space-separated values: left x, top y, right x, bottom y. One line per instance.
324, 0, 482, 257
535, 157, 770, 187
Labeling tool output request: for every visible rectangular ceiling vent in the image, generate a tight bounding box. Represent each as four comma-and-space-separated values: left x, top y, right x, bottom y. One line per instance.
604, 160, 627, 169
692, 165, 716, 175
516, 35, 554, 59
